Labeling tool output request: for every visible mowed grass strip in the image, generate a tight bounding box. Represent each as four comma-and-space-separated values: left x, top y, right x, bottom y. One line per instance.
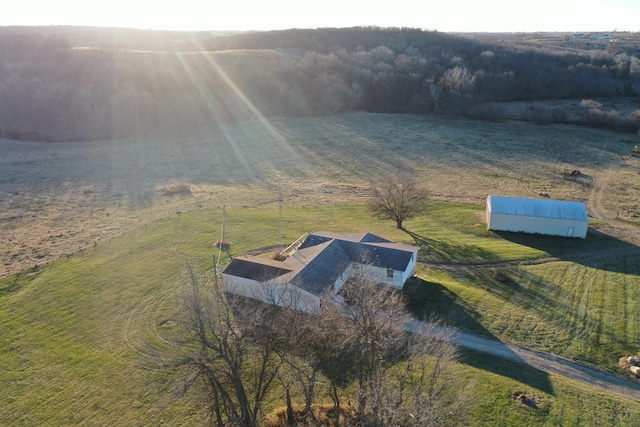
1, 203, 639, 425
420, 254, 640, 370
461, 349, 640, 427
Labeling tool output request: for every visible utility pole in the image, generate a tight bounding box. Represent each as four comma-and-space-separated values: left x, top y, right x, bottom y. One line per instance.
277, 174, 283, 246
215, 204, 225, 278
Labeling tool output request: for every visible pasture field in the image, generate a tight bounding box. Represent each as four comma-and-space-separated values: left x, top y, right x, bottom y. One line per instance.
1, 203, 640, 426
1, 113, 640, 425
2, 113, 640, 277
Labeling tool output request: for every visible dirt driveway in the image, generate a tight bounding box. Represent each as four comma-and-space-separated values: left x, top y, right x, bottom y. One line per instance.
404, 319, 640, 403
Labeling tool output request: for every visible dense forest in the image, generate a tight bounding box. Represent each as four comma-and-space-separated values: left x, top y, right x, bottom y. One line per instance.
1, 26, 639, 142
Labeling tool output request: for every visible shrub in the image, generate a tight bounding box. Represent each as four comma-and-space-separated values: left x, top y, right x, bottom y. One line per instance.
213, 240, 233, 251
159, 182, 192, 195
265, 404, 357, 427
492, 269, 511, 283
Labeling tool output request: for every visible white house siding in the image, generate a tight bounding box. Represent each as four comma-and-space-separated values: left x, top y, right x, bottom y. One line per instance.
333, 260, 415, 292
333, 264, 356, 294
222, 274, 320, 313
332, 264, 387, 293
400, 252, 417, 285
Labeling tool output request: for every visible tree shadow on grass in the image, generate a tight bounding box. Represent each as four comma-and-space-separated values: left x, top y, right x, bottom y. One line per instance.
457, 347, 555, 395
404, 229, 501, 264
444, 264, 571, 323
494, 228, 640, 273
403, 277, 554, 394
403, 276, 484, 334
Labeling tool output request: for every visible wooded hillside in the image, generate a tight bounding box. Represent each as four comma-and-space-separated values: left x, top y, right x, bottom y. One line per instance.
1, 26, 639, 141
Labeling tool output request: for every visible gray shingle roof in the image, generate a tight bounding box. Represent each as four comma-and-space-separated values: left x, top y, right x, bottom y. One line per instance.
289, 240, 351, 295
223, 256, 292, 281
488, 196, 588, 221
223, 231, 419, 296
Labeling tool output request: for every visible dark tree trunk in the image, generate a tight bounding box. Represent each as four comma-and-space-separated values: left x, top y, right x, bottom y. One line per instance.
286, 388, 295, 426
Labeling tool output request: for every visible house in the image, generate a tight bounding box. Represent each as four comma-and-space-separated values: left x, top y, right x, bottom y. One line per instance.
222, 231, 420, 312
486, 195, 588, 239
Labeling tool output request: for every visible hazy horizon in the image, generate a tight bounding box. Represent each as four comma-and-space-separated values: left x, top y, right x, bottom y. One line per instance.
2, 0, 639, 33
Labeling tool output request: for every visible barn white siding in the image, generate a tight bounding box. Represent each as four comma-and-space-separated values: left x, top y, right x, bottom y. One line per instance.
487, 196, 588, 238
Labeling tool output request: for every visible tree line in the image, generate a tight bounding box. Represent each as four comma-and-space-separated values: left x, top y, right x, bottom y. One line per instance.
1, 26, 639, 142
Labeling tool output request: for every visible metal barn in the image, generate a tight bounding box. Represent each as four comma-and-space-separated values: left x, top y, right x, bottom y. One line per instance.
486, 196, 589, 239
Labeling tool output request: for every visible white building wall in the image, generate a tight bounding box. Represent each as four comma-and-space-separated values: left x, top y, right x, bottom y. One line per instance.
222, 275, 261, 300
333, 264, 355, 294
334, 259, 415, 291
400, 252, 418, 286
222, 274, 320, 313
488, 213, 588, 238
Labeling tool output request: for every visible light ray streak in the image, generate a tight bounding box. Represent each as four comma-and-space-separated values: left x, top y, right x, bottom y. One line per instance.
184, 37, 308, 177
172, 48, 256, 180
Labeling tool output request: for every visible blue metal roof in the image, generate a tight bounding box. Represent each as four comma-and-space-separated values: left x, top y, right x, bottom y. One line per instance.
488, 196, 588, 221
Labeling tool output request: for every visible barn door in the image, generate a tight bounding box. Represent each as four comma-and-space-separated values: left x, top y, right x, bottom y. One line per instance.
567, 226, 574, 237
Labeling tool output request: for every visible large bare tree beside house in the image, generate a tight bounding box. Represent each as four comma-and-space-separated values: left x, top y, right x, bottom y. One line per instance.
321, 274, 465, 426
175, 263, 466, 426
368, 175, 428, 229
177, 265, 298, 427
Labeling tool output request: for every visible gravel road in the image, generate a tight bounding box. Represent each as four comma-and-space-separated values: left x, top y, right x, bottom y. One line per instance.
404, 319, 640, 403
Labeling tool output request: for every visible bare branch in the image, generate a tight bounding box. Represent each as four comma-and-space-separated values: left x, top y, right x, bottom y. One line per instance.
368, 175, 428, 229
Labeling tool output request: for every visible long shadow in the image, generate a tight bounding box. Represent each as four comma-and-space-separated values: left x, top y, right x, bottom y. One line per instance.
494, 228, 640, 273
406, 223, 640, 274
404, 229, 502, 264
403, 277, 554, 394
437, 263, 571, 324
457, 347, 556, 395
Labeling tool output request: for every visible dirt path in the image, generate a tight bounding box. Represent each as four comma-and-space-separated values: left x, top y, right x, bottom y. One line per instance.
404, 319, 640, 403
586, 154, 640, 245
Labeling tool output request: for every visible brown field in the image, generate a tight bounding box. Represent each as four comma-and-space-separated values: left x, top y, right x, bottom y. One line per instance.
1, 112, 640, 277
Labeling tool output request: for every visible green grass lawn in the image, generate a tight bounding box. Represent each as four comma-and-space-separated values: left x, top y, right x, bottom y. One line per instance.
1, 202, 639, 425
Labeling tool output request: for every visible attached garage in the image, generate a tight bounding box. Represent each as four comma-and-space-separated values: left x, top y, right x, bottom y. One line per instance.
486, 195, 589, 239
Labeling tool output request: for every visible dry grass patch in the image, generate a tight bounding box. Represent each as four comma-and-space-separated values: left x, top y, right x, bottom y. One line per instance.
158, 181, 192, 196
2, 113, 640, 277
265, 404, 357, 427
513, 391, 545, 409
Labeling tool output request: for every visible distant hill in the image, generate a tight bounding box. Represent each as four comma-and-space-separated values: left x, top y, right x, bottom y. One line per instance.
0, 26, 638, 141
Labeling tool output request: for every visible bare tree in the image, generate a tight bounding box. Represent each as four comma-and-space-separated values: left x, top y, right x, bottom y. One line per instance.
368, 175, 428, 229
312, 296, 358, 427
370, 320, 466, 426
269, 294, 326, 425
428, 80, 441, 113
178, 266, 288, 427
439, 66, 477, 113
339, 276, 407, 424
318, 270, 466, 426
441, 66, 476, 95
176, 263, 465, 426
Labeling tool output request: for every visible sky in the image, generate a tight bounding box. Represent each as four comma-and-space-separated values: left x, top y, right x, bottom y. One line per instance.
1, 0, 639, 33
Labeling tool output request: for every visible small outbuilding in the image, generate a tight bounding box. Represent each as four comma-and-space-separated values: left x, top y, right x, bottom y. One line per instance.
486, 195, 588, 239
